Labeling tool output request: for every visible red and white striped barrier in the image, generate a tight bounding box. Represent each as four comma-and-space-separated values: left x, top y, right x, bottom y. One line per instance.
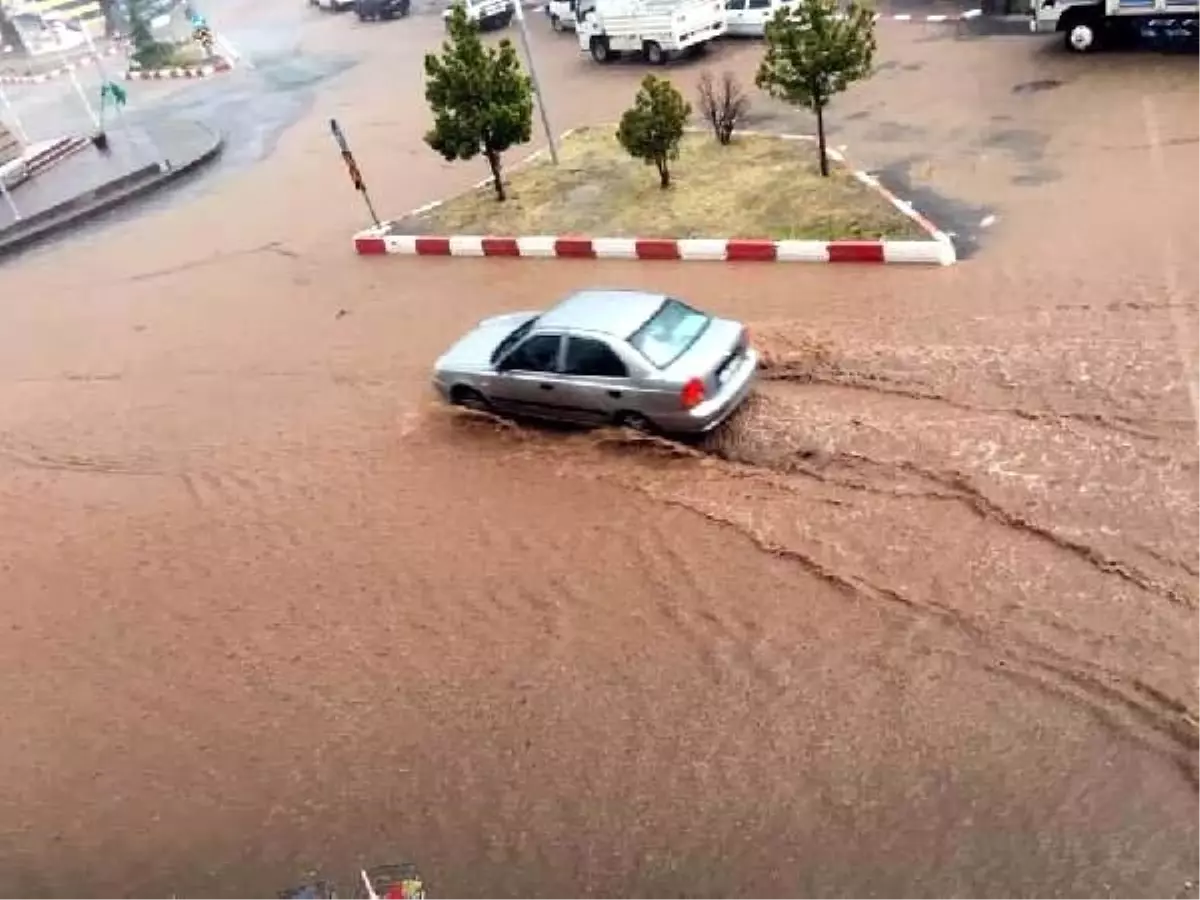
124, 56, 233, 80
0, 44, 125, 85
353, 233, 953, 264
351, 131, 957, 266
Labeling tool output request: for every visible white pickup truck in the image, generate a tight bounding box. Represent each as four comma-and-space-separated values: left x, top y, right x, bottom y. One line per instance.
576, 0, 726, 62
1029, 0, 1198, 49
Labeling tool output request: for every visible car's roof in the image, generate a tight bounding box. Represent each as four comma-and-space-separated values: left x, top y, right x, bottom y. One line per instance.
535, 289, 668, 339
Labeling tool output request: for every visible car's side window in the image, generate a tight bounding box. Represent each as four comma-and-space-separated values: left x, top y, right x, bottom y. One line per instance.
725, 0, 746, 10
748, 0, 771, 9
500, 334, 562, 372
562, 337, 629, 378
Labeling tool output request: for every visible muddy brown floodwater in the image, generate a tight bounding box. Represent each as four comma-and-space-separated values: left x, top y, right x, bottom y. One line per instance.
0, 3, 1197, 897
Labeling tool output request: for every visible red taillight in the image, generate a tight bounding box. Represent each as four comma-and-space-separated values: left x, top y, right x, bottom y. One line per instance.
680, 377, 706, 409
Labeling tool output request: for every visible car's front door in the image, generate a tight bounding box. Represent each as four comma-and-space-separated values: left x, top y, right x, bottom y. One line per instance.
745, 0, 772, 34
724, 0, 747, 34
490, 333, 569, 418
554, 336, 639, 424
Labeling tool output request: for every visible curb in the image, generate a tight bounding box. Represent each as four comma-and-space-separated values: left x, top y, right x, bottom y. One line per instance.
351, 130, 956, 266
0, 125, 224, 263
0, 44, 126, 85
124, 56, 233, 81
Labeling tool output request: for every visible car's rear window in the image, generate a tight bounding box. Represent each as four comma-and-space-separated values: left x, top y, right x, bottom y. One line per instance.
628, 299, 711, 368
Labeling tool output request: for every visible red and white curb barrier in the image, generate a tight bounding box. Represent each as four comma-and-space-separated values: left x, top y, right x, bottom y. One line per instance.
354, 233, 951, 264
352, 131, 956, 266
535, 4, 982, 21
124, 57, 233, 80
872, 8, 981, 21
0, 44, 126, 85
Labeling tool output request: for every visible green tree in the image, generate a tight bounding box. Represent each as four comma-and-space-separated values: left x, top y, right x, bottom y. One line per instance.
423, 3, 533, 202
616, 74, 690, 190
755, 0, 876, 177
126, 0, 176, 70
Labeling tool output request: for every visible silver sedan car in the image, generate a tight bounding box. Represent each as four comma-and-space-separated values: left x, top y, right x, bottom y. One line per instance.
432, 289, 758, 434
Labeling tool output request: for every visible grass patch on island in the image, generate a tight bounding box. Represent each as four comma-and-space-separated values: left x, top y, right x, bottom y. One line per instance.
390, 127, 927, 241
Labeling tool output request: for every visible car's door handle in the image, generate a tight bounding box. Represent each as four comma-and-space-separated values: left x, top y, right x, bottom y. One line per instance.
607, 389, 623, 398
539, 383, 554, 391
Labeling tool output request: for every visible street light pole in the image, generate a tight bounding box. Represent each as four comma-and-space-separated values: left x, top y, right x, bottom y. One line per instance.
0, 175, 20, 222
511, 0, 558, 165
0, 84, 28, 143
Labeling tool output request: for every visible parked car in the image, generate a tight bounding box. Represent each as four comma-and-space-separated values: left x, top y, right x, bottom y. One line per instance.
355, 0, 410, 18
545, 0, 578, 30
723, 0, 795, 35
433, 289, 758, 434
442, 0, 515, 29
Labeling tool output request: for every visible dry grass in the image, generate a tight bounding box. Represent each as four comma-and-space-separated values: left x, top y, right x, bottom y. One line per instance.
390, 127, 927, 241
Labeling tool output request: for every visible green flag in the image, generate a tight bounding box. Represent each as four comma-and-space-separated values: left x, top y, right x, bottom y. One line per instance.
99, 81, 127, 109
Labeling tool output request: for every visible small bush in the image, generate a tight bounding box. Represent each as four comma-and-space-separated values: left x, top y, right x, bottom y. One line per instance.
616, 74, 691, 189
696, 70, 749, 146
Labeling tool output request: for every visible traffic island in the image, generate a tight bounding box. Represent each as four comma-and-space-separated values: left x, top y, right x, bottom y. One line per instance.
0, 117, 224, 261
353, 127, 956, 265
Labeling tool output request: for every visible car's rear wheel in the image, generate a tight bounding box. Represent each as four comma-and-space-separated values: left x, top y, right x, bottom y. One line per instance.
550, 13, 564, 30
451, 386, 491, 412
616, 411, 655, 433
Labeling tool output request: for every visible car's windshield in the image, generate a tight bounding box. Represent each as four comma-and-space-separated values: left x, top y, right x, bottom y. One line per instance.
491, 317, 538, 364
628, 299, 711, 368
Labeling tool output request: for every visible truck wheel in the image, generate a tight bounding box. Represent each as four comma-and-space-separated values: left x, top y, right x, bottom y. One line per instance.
643, 40, 665, 63
590, 37, 612, 61
1062, 13, 1099, 50
550, 13, 564, 30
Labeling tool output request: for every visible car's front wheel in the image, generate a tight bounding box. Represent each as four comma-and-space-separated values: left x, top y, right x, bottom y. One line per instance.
451, 386, 491, 412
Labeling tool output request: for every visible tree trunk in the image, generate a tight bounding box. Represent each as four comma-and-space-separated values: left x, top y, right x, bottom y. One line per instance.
815, 101, 829, 177
486, 149, 506, 202
657, 157, 670, 189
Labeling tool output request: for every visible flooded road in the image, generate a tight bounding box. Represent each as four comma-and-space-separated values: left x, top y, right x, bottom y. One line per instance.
0, 1, 1196, 896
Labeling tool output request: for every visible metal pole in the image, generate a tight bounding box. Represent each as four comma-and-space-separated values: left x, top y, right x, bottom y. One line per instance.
0, 175, 20, 222
0, 84, 29, 143
61, 55, 101, 129
511, 0, 558, 165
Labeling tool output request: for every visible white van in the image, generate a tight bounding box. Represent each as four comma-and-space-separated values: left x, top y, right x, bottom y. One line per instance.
576, 0, 726, 62
723, 0, 796, 35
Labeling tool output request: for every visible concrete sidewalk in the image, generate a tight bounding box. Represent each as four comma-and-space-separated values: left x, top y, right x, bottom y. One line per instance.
0, 116, 222, 257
